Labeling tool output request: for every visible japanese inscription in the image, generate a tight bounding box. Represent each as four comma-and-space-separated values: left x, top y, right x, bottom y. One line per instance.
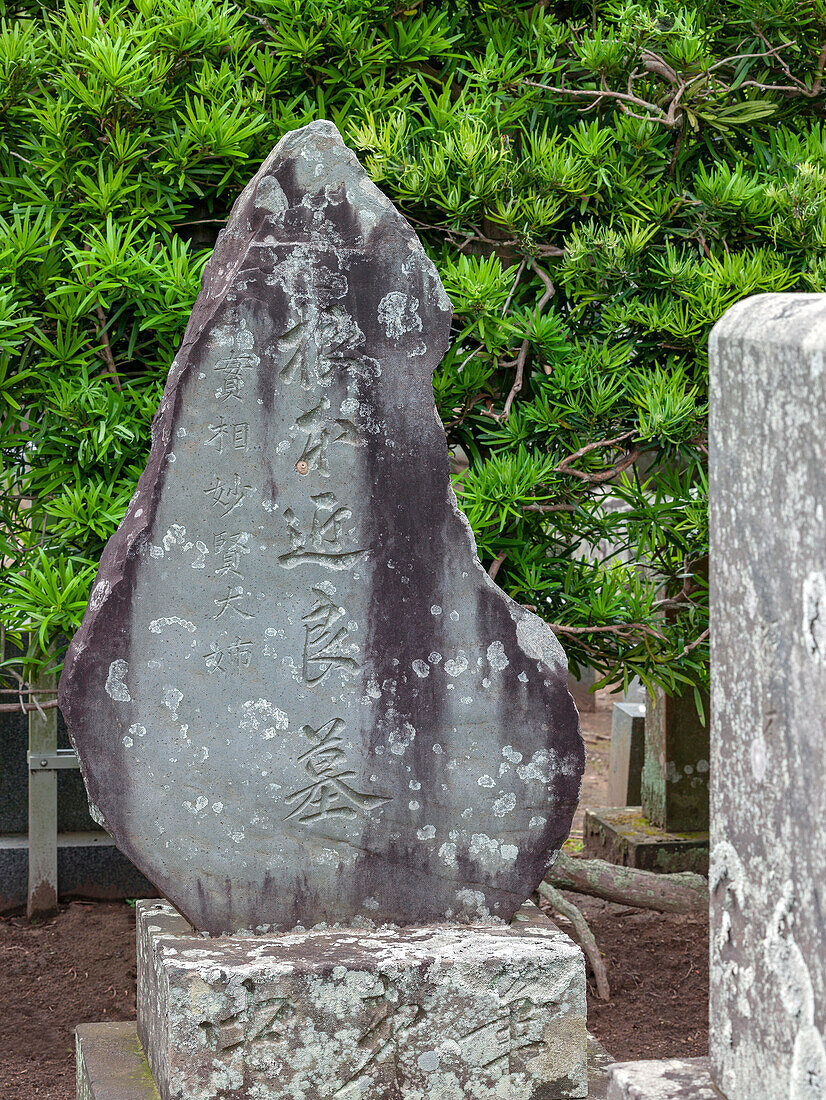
284, 719, 390, 827
279, 493, 367, 570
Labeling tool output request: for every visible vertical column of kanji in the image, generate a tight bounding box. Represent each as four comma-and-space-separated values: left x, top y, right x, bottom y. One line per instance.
274, 257, 391, 834
199, 321, 259, 679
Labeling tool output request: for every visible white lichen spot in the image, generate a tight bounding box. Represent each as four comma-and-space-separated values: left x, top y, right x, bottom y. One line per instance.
129, 724, 146, 738
162, 524, 186, 551
362, 897, 380, 911
417, 825, 436, 840
444, 653, 469, 677
417, 1051, 439, 1073
377, 291, 422, 339
122, 735, 133, 748
240, 698, 288, 735
529, 815, 546, 829
518, 671, 529, 683
449, 610, 459, 621
412, 659, 430, 678
105, 660, 131, 702
428, 652, 442, 665
409, 800, 420, 811
487, 641, 509, 673
89, 580, 110, 611
430, 605, 442, 616
477, 775, 496, 788
439, 842, 457, 867
493, 792, 517, 817
389, 721, 416, 756
190, 541, 209, 568
162, 686, 183, 721
149, 616, 196, 634
517, 750, 553, 784
503, 745, 523, 764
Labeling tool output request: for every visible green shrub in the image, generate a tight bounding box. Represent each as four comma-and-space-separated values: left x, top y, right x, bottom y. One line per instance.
2, 0, 825, 697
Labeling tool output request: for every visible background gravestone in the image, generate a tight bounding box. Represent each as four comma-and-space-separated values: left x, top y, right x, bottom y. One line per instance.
710, 293, 826, 1099
58, 121, 584, 936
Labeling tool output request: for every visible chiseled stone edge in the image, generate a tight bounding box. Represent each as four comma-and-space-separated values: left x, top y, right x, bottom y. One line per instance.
606, 1057, 720, 1099
76, 1021, 161, 1100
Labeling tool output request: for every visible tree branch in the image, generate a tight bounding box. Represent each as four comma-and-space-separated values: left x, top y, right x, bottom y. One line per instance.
537, 881, 611, 1000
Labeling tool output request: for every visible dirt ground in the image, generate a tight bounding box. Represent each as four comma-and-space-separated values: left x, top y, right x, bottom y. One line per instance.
0, 690, 707, 1098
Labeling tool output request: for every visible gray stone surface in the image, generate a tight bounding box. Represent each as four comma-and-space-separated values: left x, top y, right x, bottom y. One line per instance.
136, 898, 588, 1100
641, 686, 709, 833
76, 1022, 160, 1100
75, 1022, 615, 1100
58, 120, 583, 935
606, 1058, 717, 1099
709, 293, 826, 1100
607, 702, 645, 807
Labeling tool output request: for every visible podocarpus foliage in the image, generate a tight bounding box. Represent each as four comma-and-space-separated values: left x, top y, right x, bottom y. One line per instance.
1, 0, 824, 707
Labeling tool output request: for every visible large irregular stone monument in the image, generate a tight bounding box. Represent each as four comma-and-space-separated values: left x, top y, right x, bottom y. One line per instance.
63, 121, 590, 1099
58, 119, 583, 938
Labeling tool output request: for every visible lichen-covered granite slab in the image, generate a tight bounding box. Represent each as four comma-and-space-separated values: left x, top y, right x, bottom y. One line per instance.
136, 900, 587, 1100
58, 121, 584, 934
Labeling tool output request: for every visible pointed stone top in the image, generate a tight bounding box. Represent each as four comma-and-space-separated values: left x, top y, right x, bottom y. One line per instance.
59, 124, 583, 935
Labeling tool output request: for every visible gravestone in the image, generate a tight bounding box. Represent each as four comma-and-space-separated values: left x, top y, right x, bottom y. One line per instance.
708, 293, 826, 1099
605, 292, 826, 1095
641, 686, 709, 833
63, 121, 590, 1099
606, 702, 645, 807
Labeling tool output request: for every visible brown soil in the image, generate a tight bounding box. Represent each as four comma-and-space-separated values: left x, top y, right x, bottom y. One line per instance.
544, 892, 709, 1062
1, 895, 707, 1097
0, 902, 136, 1099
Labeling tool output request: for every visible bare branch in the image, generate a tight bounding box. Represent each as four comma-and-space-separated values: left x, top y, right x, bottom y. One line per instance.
501, 261, 556, 421
488, 550, 507, 581
537, 881, 610, 1000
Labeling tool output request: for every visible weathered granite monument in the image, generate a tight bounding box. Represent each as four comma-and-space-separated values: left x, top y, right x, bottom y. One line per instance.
63, 121, 591, 1098
604, 295, 826, 1095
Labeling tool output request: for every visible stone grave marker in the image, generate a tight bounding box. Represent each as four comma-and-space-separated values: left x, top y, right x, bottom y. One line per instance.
604, 293, 826, 1095
58, 119, 584, 940
708, 293, 826, 1099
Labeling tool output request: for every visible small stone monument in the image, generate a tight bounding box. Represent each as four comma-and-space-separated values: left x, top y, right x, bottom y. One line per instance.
62, 122, 589, 1099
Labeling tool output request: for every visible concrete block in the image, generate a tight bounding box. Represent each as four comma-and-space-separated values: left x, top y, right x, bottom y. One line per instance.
583, 807, 708, 875
607, 703, 645, 807
136, 899, 588, 1100
76, 1022, 160, 1100
606, 1057, 716, 1098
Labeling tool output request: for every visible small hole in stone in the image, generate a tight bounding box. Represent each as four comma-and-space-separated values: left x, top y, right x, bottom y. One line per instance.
296, 460, 309, 475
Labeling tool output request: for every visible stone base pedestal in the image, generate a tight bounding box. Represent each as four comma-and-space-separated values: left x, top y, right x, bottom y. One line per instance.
132, 899, 589, 1099
606, 1057, 718, 1098
77, 1023, 616, 1100
583, 808, 709, 875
